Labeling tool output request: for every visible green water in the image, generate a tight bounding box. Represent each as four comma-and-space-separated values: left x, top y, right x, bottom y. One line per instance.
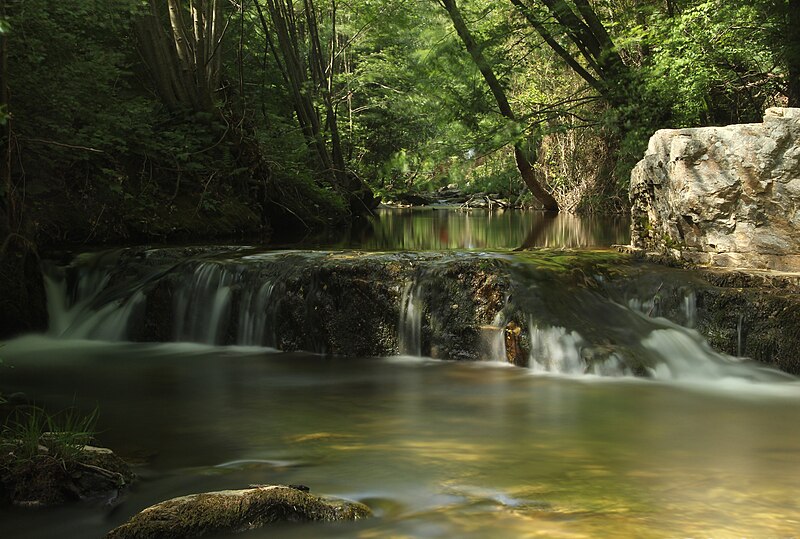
1, 337, 799, 538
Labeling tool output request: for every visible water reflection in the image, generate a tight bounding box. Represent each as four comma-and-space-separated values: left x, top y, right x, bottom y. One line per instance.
275, 208, 630, 251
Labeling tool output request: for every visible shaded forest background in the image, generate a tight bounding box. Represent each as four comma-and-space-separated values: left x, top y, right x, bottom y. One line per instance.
0, 0, 799, 245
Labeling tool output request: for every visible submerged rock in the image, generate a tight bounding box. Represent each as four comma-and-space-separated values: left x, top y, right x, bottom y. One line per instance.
630, 107, 800, 271
105, 485, 371, 539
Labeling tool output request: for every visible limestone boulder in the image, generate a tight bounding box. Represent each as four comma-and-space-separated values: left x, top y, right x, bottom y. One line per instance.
630, 107, 800, 270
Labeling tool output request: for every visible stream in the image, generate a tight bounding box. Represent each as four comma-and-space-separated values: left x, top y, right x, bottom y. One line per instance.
2, 208, 800, 538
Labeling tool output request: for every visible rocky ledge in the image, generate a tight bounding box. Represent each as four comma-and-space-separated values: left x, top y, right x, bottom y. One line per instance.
105, 485, 371, 539
47, 247, 800, 375
630, 107, 800, 271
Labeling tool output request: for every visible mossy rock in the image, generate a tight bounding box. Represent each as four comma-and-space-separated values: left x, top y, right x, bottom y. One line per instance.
105, 485, 371, 539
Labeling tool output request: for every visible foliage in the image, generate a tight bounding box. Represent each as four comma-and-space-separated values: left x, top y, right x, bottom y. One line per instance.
4, 0, 799, 227
625, 0, 785, 127
1, 405, 98, 464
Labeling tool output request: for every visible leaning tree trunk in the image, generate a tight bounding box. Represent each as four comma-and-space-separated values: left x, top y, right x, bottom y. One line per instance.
439, 0, 558, 212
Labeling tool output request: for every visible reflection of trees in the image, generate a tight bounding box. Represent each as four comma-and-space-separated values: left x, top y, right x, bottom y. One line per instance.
515, 213, 557, 251
359, 209, 629, 251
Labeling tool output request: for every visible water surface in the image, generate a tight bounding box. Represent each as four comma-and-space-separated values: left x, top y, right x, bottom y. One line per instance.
1, 337, 799, 538
276, 207, 629, 251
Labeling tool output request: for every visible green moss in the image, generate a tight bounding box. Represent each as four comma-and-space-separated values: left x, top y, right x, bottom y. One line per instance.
662, 233, 683, 250
106, 486, 371, 539
512, 249, 632, 275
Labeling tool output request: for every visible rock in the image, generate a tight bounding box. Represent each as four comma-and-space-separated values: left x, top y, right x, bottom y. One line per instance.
0, 443, 134, 506
386, 192, 431, 206
630, 107, 800, 271
503, 321, 527, 367
105, 485, 371, 539
462, 195, 511, 210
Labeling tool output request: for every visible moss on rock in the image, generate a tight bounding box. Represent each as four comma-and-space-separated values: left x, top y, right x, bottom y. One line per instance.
105, 485, 371, 539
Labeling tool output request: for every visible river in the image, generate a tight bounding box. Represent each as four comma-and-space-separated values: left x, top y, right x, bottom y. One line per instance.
2, 208, 800, 538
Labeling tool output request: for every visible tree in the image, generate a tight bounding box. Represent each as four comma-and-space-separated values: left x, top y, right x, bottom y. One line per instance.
254, 0, 376, 213
136, 0, 227, 113
788, 0, 800, 106
438, 0, 559, 211
1, 7, 11, 232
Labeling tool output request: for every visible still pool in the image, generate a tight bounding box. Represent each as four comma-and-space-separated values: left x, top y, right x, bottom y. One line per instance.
1, 336, 799, 538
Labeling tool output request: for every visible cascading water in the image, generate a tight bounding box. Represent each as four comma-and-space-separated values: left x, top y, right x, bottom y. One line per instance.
41, 247, 796, 385
684, 290, 697, 328
45, 258, 145, 341
44, 251, 287, 347
173, 263, 235, 344
236, 281, 277, 346
522, 317, 789, 382
398, 280, 424, 356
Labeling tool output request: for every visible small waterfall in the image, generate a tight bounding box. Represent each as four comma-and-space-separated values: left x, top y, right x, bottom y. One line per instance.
399, 280, 424, 356
45, 255, 280, 347
45, 265, 144, 341
684, 290, 697, 328
237, 281, 277, 346
521, 314, 789, 382
483, 312, 508, 362
174, 263, 235, 344
526, 323, 633, 376
737, 314, 744, 357
528, 324, 585, 374
36, 247, 799, 386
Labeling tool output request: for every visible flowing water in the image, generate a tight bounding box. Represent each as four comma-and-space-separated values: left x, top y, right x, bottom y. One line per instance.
2, 209, 800, 538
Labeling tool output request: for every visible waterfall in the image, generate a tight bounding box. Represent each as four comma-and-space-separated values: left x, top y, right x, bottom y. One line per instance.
684, 290, 697, 328
520, 315, 790, 382
45, 265, 145, 341
399, 280, 423, 356
237, 281, 277, 347
528, 324, 585, 374
38, 247, 797, 385
45, 256, 278, 347
174, 263, 235, 344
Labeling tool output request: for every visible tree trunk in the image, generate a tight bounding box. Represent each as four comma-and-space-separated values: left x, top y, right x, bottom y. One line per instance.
259, 0, 375, 211
138, 0, 225, 113
1, 1, 13, 231
440, 0, 559, 211
788, 0, 800, 107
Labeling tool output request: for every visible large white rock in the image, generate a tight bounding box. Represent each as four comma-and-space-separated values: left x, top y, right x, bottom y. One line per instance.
630, 108, 800, 270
